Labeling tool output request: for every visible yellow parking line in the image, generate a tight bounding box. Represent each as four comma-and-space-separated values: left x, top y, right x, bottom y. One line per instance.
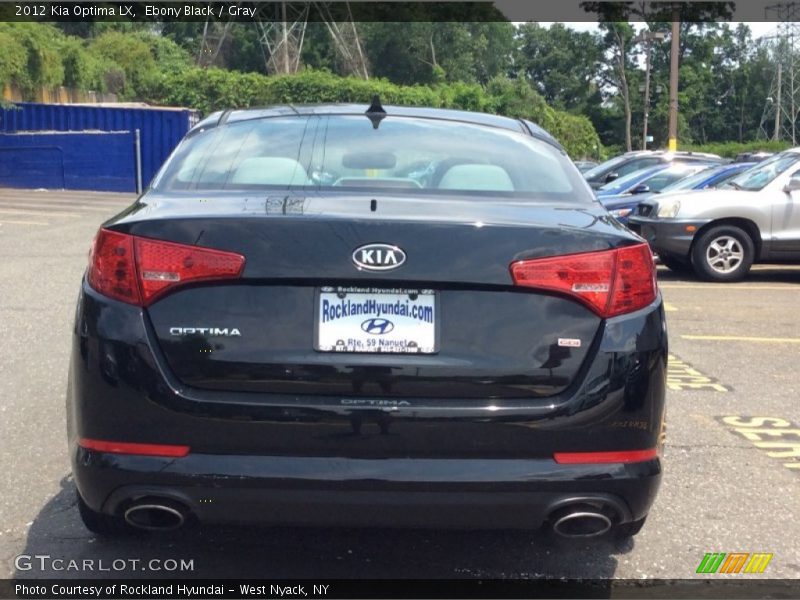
682, 335, 800, 343
663, 302, 678, 312
0, 219, 49, 226
0, 208, 79, 218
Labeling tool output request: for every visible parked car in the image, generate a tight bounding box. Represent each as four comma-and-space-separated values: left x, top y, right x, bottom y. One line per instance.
655, 161, 756, 193
582, 150, 723, 189
574, 160, 598, 173
68, 103, 666, 539
629, 149, 800, 281
601, 162, 755, 225
596, 162, 715, 199
734, 151, 774, 163
597, 163, 713, 224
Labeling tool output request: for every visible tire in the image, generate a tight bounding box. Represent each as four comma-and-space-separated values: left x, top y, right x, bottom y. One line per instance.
659, 254, 693, 274
691, 225, 754, 282
612, 516, 647, 539
77, 492, 133, 536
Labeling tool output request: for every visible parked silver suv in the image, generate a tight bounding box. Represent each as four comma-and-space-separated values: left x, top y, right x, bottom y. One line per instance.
629, 149, 800, 282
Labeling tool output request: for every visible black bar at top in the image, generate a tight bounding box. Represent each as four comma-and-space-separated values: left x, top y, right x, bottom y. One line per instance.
0, 1, 788, 23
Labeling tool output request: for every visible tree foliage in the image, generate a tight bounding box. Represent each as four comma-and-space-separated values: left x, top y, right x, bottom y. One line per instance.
0, 20, 785, 156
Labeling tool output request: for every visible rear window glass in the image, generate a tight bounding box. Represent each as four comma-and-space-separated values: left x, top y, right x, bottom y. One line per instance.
153, 114, 590, 202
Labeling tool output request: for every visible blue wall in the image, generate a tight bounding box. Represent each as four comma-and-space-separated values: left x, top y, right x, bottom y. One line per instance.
0, 132, 135, 192
0, 103, 197, 190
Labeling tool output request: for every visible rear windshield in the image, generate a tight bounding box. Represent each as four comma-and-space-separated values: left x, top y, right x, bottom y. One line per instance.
153, 114, 590, 202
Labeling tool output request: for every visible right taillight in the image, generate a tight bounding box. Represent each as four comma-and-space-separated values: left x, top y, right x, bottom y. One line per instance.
509, 242, 656, 318
87, 228, 245, 306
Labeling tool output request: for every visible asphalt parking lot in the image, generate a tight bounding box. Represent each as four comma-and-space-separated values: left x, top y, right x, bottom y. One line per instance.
0, 188, 798, 580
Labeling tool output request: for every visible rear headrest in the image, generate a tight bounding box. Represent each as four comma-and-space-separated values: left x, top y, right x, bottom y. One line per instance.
438, 164, 514, 191
231, 157, 310, 186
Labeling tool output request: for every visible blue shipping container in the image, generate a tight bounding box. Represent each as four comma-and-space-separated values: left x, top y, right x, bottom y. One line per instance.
0, 132, 135, 192
0, 102, 198, 189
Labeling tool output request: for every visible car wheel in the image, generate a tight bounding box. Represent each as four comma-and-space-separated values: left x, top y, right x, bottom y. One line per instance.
691, 225, 754, 282
612, 516, 647, 539
659, 254, 693, 274
77, 492, 133, 536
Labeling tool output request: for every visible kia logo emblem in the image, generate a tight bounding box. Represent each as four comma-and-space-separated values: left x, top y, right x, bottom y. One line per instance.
352, 243, 406, 271
361, 318, 394, 335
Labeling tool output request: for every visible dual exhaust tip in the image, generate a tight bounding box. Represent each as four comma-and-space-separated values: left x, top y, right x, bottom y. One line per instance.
123, 499, 187, 531
549, 502, 618, 538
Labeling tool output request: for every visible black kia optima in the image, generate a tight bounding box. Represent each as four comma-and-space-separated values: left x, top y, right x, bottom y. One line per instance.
67, 102, 666, 539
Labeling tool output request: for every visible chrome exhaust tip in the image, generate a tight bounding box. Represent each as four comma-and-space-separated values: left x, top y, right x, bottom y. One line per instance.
124, 501, 186, 531
551, 509, 613, 538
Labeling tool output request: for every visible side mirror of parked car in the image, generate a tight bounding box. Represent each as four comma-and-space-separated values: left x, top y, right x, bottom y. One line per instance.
605, 172, 619, 183
783, 174, 800, 193
630, 183, 651, 194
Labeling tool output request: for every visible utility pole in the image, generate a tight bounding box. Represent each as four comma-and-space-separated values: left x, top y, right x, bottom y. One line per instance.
775, 62, 782, 141
667, 14, 680, 152
634, 31, 666, 151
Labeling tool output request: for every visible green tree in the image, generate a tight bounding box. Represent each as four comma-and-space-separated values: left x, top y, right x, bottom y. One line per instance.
515, 23, 603, 113
597, 22, 638, 151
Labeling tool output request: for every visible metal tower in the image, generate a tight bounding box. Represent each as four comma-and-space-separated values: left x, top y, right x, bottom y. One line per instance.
254, 2, 311, 75
197, 19, 236, 67
759, 3, 800, 143
198, 2, 368, 78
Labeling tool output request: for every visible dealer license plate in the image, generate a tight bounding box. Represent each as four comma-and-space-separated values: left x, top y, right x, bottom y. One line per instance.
316, 286, 437, 354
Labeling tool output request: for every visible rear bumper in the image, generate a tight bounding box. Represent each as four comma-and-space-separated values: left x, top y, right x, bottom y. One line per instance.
68, 281, 667, 529
73, 450, 661, 529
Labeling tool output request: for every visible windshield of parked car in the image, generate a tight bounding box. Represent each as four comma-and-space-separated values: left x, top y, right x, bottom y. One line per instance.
598, 165, 665, 194
154, 114, 590, 202
581, 155, 630, 180
638, 165, 712, 193
724, 152, 800, 191
660, 164, 725, 192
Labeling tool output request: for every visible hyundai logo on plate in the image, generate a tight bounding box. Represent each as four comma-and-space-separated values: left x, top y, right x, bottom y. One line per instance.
352, 243, 406, 271
361, 318, 395, 335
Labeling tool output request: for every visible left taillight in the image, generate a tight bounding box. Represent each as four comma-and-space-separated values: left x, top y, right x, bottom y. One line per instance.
509, 242, 657, 318
87, 228, 245, 306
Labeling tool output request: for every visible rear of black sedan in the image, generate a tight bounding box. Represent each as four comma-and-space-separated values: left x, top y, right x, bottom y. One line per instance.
67, 104, 666, 539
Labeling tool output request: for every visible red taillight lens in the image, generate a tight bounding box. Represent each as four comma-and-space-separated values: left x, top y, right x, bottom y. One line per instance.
79, 438, 190, 458
87, 229, 141, 305
87, 229, 245, 306
134, 236, 245, 305
553, 448, 658, 464
509, 243, 656, 318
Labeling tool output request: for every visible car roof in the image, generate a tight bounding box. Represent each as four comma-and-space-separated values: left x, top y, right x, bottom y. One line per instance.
188, 104, 565, 153
621, 149, 722, 159
195, 104, 532, 133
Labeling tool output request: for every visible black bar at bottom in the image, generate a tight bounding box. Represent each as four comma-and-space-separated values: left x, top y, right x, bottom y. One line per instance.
2, 579, 800, 600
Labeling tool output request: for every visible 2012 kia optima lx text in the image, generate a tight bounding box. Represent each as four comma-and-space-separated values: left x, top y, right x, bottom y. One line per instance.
67, 102, 666, 539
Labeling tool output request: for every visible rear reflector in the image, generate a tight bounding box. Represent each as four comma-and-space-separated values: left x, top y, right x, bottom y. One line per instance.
79, 438, 190, 458
553, 448, 658, 464
509, 243, 656, 318
88, 229, 245, 306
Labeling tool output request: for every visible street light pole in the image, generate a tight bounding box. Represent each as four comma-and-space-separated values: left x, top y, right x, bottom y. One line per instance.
642, 42, 652, 151
634, 31, 666, 151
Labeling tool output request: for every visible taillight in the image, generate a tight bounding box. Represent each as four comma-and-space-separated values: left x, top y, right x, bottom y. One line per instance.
553, 448, 658, 464
87, 228, 245, 306
87, 229, 140, 305
79, 438, 190, 458
509, 243, 656, 318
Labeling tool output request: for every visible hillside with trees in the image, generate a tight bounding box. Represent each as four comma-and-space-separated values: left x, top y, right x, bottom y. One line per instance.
0, 21, 786, 157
